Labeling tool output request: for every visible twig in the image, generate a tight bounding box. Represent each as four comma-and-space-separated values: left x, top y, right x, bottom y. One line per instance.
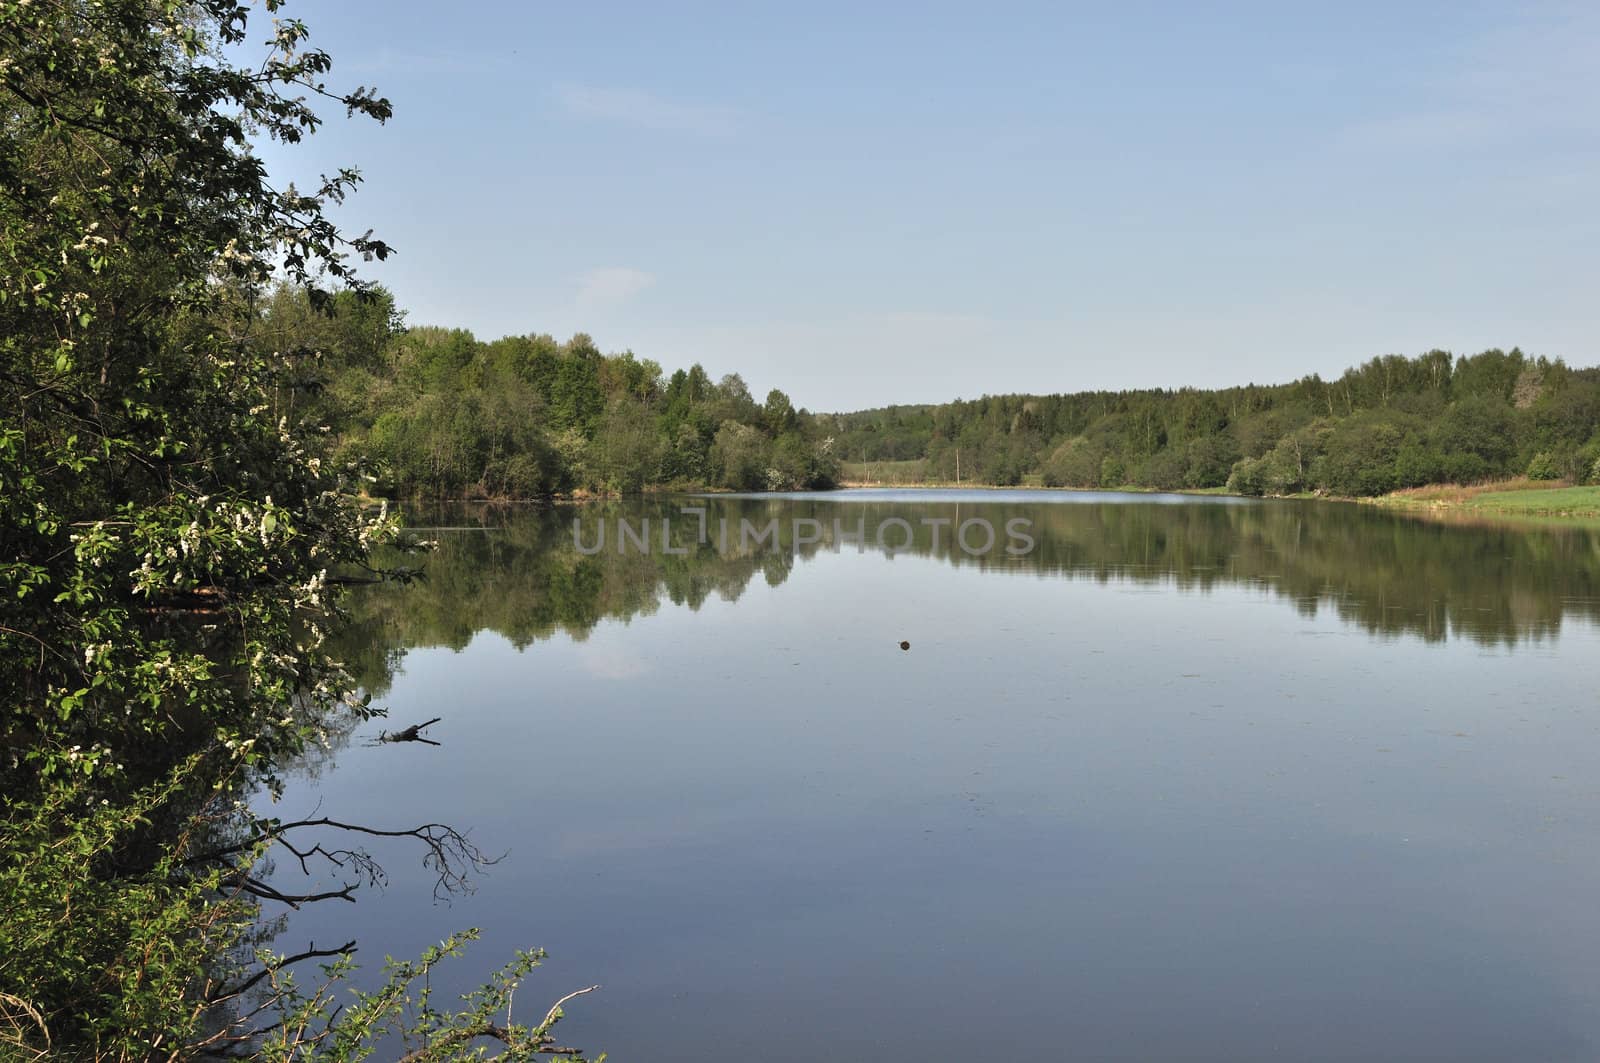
391, 984, 601, 1062
205, 941, 357, 1005
0, 992, 50, 1062
540, 985, 601, 1030
0, 626, 62, 669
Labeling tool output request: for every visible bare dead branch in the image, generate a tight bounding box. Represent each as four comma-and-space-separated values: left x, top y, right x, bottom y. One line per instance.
255, 816, 499, 900
376, 716, 442, 745
220, 866, 358, 908
540, 985, 602, 1030
190, 814, 498, 901
205, 941, 357, 1006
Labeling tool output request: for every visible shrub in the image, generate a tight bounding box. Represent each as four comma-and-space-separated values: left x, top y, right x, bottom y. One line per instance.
1526, 452, 1563, 481
1227, 456, 1267, 496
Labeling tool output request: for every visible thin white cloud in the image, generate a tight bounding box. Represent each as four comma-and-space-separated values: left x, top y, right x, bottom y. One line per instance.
554, 83, 739, 137
575, 267, 656, 311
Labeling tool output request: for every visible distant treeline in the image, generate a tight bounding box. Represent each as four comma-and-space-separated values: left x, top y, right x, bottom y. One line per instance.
272, 285, 1600, 498
826, 349, 1600, 495
263, 286, 839, 497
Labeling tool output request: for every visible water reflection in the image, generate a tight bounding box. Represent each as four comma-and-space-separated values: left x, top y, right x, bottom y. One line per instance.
281, 491, 1600, 1063
339, 493, 1600, 696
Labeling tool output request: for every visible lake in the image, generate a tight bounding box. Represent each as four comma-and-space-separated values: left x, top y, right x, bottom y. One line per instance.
266, 490, 1600, 1062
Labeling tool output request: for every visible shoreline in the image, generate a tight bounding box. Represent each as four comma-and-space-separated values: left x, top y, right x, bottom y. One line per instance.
835, 480, 1236, 496
366, 480, 1600, 524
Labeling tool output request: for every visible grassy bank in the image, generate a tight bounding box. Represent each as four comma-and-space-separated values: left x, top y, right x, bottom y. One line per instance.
1366, 479, 1600, 518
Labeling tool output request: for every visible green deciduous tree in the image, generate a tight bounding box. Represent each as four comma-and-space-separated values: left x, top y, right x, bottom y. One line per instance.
0, 2, 597, 1056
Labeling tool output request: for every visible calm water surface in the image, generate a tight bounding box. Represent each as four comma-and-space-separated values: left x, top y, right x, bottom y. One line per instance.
270, 491, 1600, 1061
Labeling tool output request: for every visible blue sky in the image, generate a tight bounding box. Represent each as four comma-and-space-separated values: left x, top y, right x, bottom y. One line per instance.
258, 1, 1600, 410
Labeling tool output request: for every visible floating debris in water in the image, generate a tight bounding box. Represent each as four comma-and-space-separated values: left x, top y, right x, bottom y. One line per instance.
375, 716, 442, 746
899, 640, 911, 651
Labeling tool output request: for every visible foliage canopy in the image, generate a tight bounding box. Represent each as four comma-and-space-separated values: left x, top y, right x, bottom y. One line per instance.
1, 2, 595, 1057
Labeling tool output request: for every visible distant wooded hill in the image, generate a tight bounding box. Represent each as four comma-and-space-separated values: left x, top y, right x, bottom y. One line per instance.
820, 350, 1600, 496
272, 286, 1600, 498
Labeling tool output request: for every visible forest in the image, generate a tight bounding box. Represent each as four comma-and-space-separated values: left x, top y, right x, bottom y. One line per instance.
257, 286, 840, 498
281, 283, 1600, 499
822, 349, 1600, 496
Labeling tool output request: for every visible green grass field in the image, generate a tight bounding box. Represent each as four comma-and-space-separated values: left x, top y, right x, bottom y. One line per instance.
1371, 479, 1600, 518
1457, 485, 1600, 515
